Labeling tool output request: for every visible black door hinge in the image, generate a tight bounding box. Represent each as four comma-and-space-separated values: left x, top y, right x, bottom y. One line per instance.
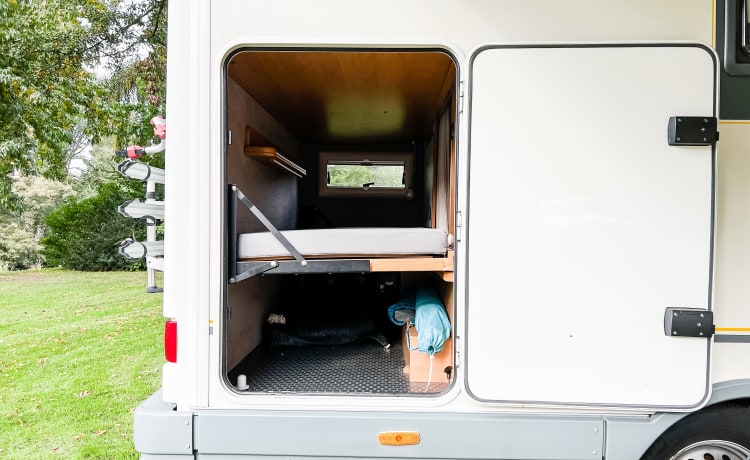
668, 116, 718, 146
664, 308, 714, 338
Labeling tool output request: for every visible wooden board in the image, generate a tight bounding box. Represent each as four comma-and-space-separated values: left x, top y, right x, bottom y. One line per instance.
243, 127, 306, 177
228, 51, 456, 144
369, 251, 453, 274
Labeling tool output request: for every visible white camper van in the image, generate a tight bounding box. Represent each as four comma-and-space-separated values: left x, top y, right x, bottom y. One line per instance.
133, 1, 750, 458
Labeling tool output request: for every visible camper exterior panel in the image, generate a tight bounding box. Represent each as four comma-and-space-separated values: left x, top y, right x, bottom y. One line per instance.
209, 0, 712, 59
465, 44, 715, 408
135, 0, 750, 458
712, 122, 750, 382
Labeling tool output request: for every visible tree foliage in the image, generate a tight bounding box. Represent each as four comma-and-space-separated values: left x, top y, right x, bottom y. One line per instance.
11, 175, 75, 237
328, 164, 405, 188
42, 182, 146, 271
39, 137, 160, 271
0, 218, 40, 270
0, 176, 74, 269
0, 0, 167, 207
0, 0, 167, 271
0, 0, 111, 205
106, 0, 167, 146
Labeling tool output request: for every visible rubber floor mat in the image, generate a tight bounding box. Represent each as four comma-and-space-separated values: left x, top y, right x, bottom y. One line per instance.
229, 341, 449, 394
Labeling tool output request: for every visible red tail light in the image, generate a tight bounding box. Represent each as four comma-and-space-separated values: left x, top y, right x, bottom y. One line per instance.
164, 320, 177, 363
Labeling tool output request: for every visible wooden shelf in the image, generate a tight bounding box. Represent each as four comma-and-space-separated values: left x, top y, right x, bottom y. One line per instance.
243, 127, 306, 177
244, 146, 306, 177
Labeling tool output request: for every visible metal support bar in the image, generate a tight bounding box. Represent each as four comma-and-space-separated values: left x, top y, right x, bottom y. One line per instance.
229, 261, 280, 284
146, 179, 159, 292
228, 185, 377, 282
233, 185, 307, 265
235, 259, 371, 277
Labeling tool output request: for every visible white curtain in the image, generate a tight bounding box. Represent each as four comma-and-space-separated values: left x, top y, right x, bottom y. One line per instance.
435, 108, 451, 232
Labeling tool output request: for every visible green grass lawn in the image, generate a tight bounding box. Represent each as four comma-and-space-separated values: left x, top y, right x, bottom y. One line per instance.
0, 269, 163, 459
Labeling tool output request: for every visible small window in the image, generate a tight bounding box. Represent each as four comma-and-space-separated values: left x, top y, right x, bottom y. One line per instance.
327, 161, 405, 189
319, 151, 414, 198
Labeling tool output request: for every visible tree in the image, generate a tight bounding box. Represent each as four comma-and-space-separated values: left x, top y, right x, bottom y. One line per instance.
42, 182, 146, 271
11, 176, 74, 239
0, 218, 39, 270
65, 121, 92, 176
0, 0, 113, 204
106, 0, 168, 146
0, 0, 167, 207
0, 175, 74, 269
0, 0, 168, 271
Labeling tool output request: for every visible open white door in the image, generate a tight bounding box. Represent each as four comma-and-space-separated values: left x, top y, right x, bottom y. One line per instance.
465, 45, 716, 409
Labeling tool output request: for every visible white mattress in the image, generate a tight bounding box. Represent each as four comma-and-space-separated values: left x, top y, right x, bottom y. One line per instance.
237, 227, 449, 260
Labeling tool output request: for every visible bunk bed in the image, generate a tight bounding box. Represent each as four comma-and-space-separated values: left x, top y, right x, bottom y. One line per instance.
227, 185, 454, 283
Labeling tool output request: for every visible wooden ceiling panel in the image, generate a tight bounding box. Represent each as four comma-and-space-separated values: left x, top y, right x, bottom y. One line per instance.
228, 51, 455, 145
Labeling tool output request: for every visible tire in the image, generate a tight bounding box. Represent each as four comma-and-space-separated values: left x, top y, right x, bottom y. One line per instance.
641, 404, 750, 460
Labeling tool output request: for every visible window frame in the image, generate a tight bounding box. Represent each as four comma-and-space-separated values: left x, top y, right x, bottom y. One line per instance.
318, 151, 414, 198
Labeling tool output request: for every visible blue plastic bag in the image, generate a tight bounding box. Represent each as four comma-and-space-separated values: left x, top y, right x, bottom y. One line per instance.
387, 287, 416, 326
388, 283, 448, 356
388, 282, 451, 355
413, 283, 451, 355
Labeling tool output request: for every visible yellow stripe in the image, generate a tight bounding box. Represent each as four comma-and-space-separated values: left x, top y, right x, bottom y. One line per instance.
719, 120, 750, 124
715, 327, 750, 332
712, 0, 716, 48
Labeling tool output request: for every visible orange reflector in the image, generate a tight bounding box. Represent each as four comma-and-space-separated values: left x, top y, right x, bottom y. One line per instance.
164, 320, 177, 363
378, 432, 420, 446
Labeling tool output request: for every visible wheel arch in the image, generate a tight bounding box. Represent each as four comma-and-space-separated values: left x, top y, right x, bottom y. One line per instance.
705, 379, 750, 407
605, 379, 750, 460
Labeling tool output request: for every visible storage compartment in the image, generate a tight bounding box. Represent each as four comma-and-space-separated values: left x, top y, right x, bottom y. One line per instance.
228, 273, 453, 395
224, 49, 457, 395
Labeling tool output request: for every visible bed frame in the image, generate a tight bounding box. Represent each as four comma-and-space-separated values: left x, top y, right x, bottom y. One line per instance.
227, 185, 454, 283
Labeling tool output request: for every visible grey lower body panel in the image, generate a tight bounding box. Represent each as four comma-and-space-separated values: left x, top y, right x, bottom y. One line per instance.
193, 409, 604, 459
194, 457, 477, 460
135, 381, 750, 459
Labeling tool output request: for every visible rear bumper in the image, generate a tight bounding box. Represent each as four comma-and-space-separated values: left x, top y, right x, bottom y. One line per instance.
134, 389, 194, 458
